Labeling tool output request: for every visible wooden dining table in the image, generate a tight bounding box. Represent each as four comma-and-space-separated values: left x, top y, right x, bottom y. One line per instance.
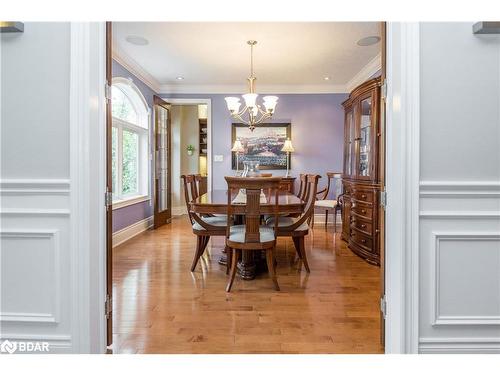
190, 189, 305, 279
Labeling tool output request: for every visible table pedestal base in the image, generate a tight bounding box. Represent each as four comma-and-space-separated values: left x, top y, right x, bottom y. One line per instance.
218, 248, 267, 280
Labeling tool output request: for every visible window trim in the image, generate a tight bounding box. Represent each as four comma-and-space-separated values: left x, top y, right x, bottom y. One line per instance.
111, 77, 151, 207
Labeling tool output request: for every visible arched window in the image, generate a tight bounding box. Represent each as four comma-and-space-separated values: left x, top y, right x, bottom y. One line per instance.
111, 77, 150, 206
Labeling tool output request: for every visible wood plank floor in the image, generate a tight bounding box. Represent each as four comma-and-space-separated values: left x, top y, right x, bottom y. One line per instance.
112, 216, 383, 354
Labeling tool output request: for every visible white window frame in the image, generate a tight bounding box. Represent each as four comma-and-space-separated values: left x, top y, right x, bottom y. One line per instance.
111, 77, 151, 209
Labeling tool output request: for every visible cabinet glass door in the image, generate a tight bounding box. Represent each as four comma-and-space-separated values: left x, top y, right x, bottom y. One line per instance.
344, 110, 355, 176
357, 96, 372, 177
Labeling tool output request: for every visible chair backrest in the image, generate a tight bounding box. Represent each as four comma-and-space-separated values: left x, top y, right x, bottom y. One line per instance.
181, 174, 201, 224
282, 174, 320, 231
225, 177, 282, 243
332, 173, 343, 200
317, 172, 342, 200
297, 173, 308, 200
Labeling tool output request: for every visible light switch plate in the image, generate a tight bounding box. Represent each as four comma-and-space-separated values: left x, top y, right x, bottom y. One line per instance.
214, 155, 224, 162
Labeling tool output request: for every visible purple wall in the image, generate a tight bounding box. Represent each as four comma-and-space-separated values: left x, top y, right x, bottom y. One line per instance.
112, 60, 157, 233
164, 93, 347, 196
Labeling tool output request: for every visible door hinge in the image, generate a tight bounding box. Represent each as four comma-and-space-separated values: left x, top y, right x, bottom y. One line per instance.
381, 79, 387, 100
105, 83, 112, 102
380, 295, 387, 319
105, 190, 113, 208
105, 294, 112, 319
379, 190, 387, 209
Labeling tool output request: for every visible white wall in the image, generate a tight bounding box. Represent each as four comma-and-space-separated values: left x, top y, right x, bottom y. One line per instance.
0, 22, 106, 353
418, 22, 500, 353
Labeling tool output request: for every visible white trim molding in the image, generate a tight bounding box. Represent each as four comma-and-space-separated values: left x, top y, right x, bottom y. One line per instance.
112, 43, 161, 93
69, 22, 107, 354
345, 53, 382, 92
420, 180, 500, 198
384, 22, 420, 354
113, 216, 154, 248
419, 337, 500, 354
160, 83, 347, 95
0, 179, 70, 195
430, 232, 500, 326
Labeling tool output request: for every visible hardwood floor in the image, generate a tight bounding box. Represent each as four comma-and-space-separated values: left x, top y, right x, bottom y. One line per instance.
112, 216, 383, 354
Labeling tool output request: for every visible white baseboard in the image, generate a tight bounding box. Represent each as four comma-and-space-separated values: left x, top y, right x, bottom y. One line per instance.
312, 213, 342, 225
419, 338, 500, 353
112, 216, 153, 247
172, 206, 187, 216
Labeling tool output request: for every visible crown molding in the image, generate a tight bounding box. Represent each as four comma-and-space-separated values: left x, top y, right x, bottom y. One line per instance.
345, 52, 382, 93
158, 83, 348, 95
112, 43, 161, 93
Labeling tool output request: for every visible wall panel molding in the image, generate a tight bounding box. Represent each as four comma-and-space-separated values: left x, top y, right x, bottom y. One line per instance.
0, 230, 61, 324
430, 232, 500, 327
420, 180, 500, 198
0, 179, 70, 195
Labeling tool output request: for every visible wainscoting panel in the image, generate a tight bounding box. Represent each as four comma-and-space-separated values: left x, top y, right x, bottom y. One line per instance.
0, 179, 73, 353
418, 181, 500, 353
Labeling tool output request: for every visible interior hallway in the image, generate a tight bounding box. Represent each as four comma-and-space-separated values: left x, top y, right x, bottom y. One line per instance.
112, 216, 382, 354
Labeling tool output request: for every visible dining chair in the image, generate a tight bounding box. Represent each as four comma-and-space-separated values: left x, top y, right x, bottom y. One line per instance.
181, 174, 226, 272
296, 173, 309, 201
224, 176, 282, 292
266, 174, 319, 273
311, 172, 342, 230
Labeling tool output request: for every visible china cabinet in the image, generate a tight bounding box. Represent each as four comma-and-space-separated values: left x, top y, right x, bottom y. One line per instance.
341, 77, 382, 265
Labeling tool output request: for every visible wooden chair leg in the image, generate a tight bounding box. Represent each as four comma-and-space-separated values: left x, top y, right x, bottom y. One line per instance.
325, 209, 328, 229
292, 236, 303, 260
226, 249, 239, 292
333, 207, 337, 233
226, 246, 232, 275
190, 235, 209, 272
298, 236, 310, 273
266, 247, 280, 291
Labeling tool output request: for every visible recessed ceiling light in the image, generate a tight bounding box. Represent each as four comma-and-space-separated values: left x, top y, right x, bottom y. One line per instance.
357, 36, 381, 46
324, 76, 331, 81
176, 76, 184, 81
125, 35, 149, 46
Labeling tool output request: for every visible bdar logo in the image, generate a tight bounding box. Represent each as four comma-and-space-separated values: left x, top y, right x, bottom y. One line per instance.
0, 340, 17, 354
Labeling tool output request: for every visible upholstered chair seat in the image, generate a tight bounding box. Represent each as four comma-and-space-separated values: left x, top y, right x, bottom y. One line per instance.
228, 225, 275, 243
192, 216, 227, 231
266, 216, 309, 232
314, 199, 337, 209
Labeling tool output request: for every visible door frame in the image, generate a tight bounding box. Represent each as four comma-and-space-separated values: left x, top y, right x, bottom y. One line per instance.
384, 22, 420, 353
83, 22, 420, 353
163, 98, 212, 192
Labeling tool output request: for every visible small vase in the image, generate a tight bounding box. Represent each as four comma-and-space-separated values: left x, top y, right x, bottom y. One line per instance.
187, 150, 193, 156
242, 161, 260, 177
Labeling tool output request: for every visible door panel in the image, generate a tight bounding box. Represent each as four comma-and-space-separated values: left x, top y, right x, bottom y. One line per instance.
153, 96, 172, 228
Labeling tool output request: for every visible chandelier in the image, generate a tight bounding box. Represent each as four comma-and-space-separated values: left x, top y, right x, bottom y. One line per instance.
225, 40, 278, 131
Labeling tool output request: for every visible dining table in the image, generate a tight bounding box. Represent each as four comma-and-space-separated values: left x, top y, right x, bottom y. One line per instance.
190, 189, 305, 279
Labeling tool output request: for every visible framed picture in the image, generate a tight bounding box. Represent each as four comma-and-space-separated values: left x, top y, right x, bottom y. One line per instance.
231, 123, 291, 170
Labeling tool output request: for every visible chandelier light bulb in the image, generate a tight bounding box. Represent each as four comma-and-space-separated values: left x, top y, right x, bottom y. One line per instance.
242, 93, 258, 109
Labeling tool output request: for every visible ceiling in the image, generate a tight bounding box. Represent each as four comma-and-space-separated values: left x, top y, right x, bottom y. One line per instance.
112, 22, 381, 94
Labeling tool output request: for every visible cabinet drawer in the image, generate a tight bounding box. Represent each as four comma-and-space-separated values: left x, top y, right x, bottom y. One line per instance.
350, 228, 373, 250
350, 202, 373, 219
350, 217, 373, 235
352, 190, 374, 204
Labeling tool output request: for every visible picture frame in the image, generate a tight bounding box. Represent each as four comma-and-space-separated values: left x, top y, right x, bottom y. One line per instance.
231, 123, 291, 170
